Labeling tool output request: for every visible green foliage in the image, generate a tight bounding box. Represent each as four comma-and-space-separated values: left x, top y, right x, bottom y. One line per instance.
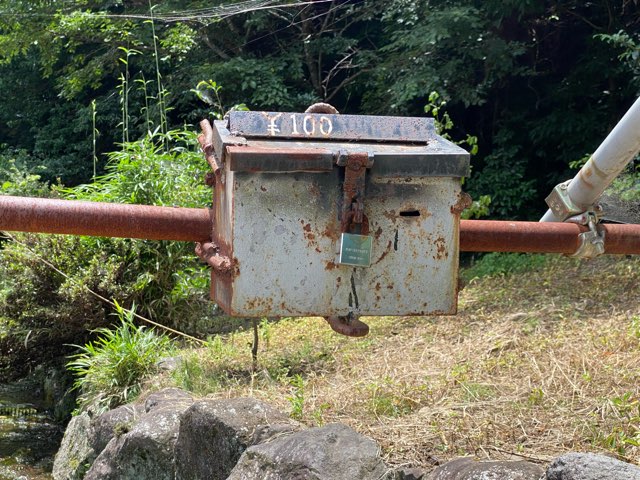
461, 195, 491, 220
425, 91, 478, 155
462, 252, 549, 282
629, 316, 640, 340
1, 0, 638, 216
607, 161, 640, 202
66, 129, 208, 207
597, 31, 640, 87
191, 80, 249, 120
366, 376, 420, 417
67, 303, 173, 414
287, 374, 305, 420
595, 392, 640, 455
0, 126, 216, 379
467, 130, 537, 218
0, 151, 50, 197
372, 2, 529, 111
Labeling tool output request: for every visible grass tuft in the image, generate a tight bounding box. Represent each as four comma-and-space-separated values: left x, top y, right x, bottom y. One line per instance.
67, 302, 173, 414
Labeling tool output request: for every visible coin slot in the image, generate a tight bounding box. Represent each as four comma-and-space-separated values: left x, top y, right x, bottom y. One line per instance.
399, 210, 420, 217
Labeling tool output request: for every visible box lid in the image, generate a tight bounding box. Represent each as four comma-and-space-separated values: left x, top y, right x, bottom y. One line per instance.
212, 111, 470, 177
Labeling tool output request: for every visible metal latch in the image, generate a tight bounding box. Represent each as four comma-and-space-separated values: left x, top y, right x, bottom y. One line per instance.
325, 149, 375, 337
336, 150, 374, 267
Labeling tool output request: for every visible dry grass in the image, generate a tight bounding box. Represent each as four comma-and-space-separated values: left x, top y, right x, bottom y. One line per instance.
161, 254, 640, 470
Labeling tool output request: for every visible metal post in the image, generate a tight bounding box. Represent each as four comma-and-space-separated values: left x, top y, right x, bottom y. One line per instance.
0, 195, 211, 242
541, 96, 640, 222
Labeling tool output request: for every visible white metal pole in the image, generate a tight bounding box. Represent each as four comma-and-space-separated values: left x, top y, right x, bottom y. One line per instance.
541, 96, 640, 222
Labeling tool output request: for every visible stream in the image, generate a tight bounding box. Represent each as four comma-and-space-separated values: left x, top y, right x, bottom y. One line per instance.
0, 379, 64, 480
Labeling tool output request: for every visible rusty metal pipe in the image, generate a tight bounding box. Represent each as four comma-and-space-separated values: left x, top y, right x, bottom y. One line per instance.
460, 220, 640, 255
0, 195, 211, 242
1, 195, 638, 255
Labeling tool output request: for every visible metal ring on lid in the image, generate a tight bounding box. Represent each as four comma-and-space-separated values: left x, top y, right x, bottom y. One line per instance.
305, 103, 339, 114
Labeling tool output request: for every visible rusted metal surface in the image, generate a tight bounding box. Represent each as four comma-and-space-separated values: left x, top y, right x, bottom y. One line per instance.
206, 112, 472, 319
225, 145, 335, 172
208, 110, 471, 318
325, 315, 369, 337
459, 220, 640, 255
337, 151, 374, 234
195, 241, 236, 276
213, 172, 465, 317
227, 111, 436, 143
0, 195, 211, 242
198, 119, 222, 173
225, 138, 469, 177
305, 103, 339, 114
211, 119, 247, 167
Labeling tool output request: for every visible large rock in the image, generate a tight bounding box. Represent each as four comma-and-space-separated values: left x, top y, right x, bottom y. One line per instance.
546, 452, 640, 480
52, 398, 147, 480
89, 402, 145, 454
227, 422, 391, 480
83, 388, 193, 480
52, 412, 93, 480
430, 457, 544, 480
174, 397, 301, 480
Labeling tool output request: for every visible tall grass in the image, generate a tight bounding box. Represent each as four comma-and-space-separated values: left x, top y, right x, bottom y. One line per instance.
67, 303, 173, 414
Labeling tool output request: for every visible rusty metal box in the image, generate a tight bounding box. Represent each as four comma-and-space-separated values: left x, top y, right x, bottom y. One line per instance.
200, 110, 470, 318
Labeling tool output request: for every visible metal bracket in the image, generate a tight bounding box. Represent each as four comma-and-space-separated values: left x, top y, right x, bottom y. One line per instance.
336, 150, 374, 234
568, 212, 606, 259
545, 180, 584, 221
195, 241, 236, 276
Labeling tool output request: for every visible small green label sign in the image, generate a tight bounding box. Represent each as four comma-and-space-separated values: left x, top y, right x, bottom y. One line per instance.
339, 233, 373, 267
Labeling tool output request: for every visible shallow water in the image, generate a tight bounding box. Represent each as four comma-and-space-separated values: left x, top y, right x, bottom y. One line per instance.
0, 381, 63, 480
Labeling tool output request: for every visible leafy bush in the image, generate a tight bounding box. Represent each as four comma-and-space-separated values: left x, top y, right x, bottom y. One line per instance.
0, 129, 215, 380
0, 149, 50, 197
67, 303, 173, 414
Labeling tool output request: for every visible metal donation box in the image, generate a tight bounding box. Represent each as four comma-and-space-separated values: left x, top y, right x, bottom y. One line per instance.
197, 109, 470, 320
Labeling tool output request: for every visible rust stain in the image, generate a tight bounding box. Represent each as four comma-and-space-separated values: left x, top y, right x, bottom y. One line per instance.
324, 315, 370, 337
325, 261, 338, 271
434, 236, 448, 260
451, 192, 472, 215
322, 224, 340, 242
339, 152, 373, 234
578, 167, 595, 188
244, 297, 274, 311
308, 182, 321, 199
383, 210, 398, 222
374, 240, 393, 265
